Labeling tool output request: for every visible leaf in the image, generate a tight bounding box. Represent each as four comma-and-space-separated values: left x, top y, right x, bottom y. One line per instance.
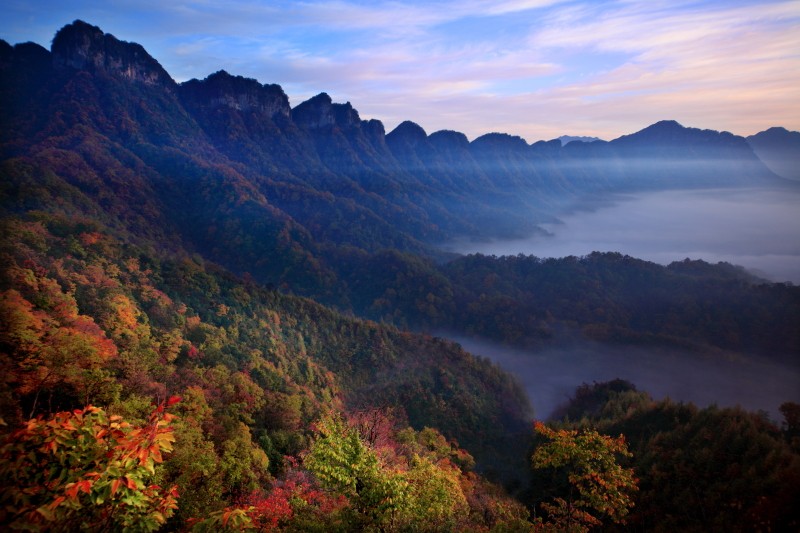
166, 395, 181, 407
49, 495, 66, 510
111, 478, 122, 497
222, 508, 233, 527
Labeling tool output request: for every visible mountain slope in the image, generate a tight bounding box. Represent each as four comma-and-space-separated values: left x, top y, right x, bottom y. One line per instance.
747, 127, 800, 181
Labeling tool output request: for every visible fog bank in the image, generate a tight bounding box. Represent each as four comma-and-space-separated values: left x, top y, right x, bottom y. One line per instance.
454, 336, 800, 422
448, 188, 800, 283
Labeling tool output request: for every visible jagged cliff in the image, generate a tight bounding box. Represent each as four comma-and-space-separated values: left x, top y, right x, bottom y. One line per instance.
51, 20, 173, 87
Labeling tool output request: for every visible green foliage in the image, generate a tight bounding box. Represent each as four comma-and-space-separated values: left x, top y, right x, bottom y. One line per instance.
400, 454, 468, 531
305, 413, 408, 529
302, 411, 531, 532
0, 404, 178, 531
189, 507, 254, 532
553, 381, 800, 532
550, 379, 650, 423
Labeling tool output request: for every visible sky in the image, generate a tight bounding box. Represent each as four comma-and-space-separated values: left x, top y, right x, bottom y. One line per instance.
2, 0, 799, 142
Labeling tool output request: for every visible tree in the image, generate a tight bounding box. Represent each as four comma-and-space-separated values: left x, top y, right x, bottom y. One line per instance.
304, 413, 408, 530
531, 422, 637, 532
0, 403, 179, 531
0, 288, 118, 418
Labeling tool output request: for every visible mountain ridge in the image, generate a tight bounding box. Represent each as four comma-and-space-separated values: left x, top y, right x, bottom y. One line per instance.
747, 127, 800, 181
1, 20, 796, 303
2, 20, 797, 321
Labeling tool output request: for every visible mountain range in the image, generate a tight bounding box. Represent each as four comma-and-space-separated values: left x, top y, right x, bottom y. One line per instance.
2, 21, 795, 293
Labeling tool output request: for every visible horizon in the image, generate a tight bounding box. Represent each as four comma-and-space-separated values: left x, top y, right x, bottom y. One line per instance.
2, 1, 799, 143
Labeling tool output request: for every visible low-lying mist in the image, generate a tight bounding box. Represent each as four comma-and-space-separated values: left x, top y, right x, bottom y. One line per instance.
447, 187, 800, 283
453, 336, 800, 422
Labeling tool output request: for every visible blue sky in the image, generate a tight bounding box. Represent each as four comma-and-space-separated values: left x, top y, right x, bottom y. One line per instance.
2, 0, 799, 141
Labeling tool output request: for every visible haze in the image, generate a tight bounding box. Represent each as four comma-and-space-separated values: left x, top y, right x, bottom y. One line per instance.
455, 335, 800, 422
448, 187, 800, 284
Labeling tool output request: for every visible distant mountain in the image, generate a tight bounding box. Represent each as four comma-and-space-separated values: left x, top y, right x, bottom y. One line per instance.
747, 127, 800, 181
594, 120, 779, 189
558, 135, 602, 146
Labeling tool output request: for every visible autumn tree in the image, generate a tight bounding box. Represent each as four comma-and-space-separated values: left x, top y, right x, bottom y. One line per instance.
0, 403, 179, 531
531, 422, 637, 532
0, 286, 118, 418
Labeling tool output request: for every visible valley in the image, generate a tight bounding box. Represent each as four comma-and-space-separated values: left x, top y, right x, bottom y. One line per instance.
447, 187, 800, 283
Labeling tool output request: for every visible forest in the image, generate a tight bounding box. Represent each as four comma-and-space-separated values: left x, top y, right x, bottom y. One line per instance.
1, 20, 799, 531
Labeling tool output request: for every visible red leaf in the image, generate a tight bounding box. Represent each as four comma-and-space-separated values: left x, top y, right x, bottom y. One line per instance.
65, 484, 80, 501
111, 478, 122, 497
49, 495, 66, 510
167, 395, 181, 406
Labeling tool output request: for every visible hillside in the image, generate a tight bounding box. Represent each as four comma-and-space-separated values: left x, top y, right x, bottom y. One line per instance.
747, 127, 800, 181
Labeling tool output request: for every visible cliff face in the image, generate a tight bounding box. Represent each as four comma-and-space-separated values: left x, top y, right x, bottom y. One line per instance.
51, 20, 174, 88
180, 70, 290, 118
292, 92, 337, 129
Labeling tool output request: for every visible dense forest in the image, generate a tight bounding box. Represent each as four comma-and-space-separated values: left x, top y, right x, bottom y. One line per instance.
1, 20, 799, 531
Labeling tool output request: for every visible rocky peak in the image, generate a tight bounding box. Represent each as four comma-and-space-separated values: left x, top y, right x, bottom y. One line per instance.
362, 119, 386, 138
747, 127, 800, 180
292, 92, 335, 129
471, 132, 529, 152
0, 41, 51, 71
292, 93, 364, 130
428, 130, 470, 152
558, 135, 602, 146
361, 118, 388, 147
386, 121, 428, 148
179, 70, 290, 118
530, 138, 564, 156
612, 120, 746, 151
0, 39, 11, 63
51, 20, 173, 87
332, 102, 361, 129
621, 120, 685, 141
748, 126, 797, 144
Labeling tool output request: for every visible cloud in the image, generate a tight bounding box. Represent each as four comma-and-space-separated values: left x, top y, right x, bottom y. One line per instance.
516, 1, 800, 135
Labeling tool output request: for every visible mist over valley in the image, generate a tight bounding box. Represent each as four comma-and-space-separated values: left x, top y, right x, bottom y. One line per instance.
446, 187, 800, 284
453, 334, 800, 422
443, 185, 800, 422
